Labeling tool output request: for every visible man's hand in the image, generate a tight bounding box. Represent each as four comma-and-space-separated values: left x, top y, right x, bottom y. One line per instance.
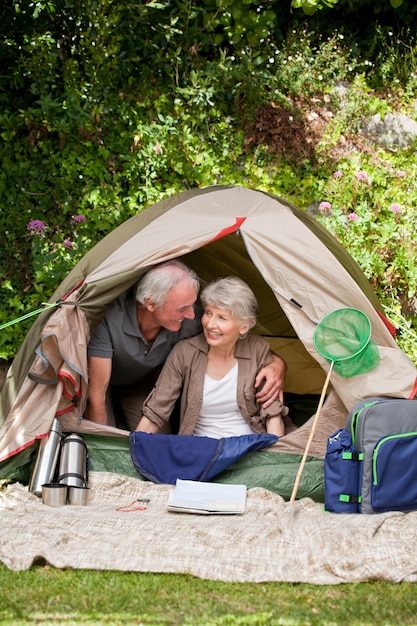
255, 354, 287, 409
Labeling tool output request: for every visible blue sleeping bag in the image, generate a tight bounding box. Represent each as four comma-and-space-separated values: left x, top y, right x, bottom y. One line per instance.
129, 432, 279, 484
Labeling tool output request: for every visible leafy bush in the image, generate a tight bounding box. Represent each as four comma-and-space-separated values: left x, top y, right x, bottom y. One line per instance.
314, 162, 417, 362
1, 3, 417, 366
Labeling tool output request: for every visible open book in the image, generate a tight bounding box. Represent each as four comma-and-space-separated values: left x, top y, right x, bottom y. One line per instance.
167, 479, 247, 515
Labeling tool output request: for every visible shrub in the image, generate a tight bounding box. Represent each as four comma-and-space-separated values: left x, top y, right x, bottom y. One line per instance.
1, 8, 417, 367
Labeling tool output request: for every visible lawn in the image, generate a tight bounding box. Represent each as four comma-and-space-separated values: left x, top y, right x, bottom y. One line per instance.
1, 564, 417, 625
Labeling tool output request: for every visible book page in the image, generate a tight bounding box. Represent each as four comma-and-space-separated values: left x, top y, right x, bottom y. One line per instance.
167, 479, 247, 515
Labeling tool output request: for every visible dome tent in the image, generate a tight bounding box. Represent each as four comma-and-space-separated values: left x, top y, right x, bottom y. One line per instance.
1, 185, 416, 499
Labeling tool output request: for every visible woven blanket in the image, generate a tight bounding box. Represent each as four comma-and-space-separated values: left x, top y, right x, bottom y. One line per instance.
1, 471, 417, 584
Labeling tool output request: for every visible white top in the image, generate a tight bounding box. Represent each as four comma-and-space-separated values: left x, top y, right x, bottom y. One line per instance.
193, 363, 254, 439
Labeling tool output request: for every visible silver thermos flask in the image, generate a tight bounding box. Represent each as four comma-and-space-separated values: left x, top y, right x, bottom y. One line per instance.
58, 433, 88, 487
29, 417, 62, 495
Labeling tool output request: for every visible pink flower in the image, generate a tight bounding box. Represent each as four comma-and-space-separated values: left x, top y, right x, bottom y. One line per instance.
63, 238, 74, 248
396, 171, 406, 178
333, 170, 343, 179
348, 212, 359, 221
389, 203, 401, 214
355, 171, 370, 183
27, 219, 47, 233
319, 201, 332, 212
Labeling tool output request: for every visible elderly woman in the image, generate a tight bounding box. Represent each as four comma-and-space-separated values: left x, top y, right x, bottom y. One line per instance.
136, 276, 292, 438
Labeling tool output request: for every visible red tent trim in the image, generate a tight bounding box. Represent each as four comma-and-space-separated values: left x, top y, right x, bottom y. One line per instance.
375, 308, 397, 337
208, 217, 246, 243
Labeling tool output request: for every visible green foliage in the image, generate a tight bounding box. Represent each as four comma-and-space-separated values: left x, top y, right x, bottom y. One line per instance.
1, 2, 417, 365
291, 0, 410, 16
292, 0, 340, 15
315, 166, 417, 296
314, 158, 417, 363
368, 26, 417, 92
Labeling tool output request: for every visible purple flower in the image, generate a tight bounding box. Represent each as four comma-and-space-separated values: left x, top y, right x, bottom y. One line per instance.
396, 171, 406, 178
71, 214, 86, 226
27, 219, 47, 233
63, 238, 74, 248
333, 170, 343, 179
389, 203, 401, 214
355, 171, 370, 183
319, 201, 332, 212
348, 212, 359, 221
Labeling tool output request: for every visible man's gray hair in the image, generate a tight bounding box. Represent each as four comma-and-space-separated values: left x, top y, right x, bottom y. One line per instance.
136, 260, 200, 308
200, 277, 258, 329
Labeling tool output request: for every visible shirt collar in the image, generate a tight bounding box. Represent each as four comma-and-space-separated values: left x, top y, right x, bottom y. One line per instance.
122, 288, 170, 346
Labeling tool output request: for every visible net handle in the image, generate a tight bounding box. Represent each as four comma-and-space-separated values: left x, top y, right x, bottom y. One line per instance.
290, 360, 334, 504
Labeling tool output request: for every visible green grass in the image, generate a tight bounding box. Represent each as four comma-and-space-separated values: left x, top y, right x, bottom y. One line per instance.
1, 564, 417, 625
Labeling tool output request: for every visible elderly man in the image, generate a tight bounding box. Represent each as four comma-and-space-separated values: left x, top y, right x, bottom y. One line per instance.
86, 260, 286, 430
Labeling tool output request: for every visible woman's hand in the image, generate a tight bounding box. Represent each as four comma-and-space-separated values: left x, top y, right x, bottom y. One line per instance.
135, 416, 160, 433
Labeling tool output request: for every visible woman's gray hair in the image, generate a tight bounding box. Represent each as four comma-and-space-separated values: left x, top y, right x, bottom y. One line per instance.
136, 260, 200, 308
200, 277, 258, 331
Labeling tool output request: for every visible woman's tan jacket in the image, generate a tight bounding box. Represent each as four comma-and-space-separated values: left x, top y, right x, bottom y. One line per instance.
141, 332, 287, 435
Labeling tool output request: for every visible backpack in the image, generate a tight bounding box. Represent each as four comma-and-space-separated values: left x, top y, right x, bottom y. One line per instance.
325, 397, 417, 514
346, 396, 417, 514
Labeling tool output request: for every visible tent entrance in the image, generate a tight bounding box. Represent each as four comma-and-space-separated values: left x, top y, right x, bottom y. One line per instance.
182, 232, 327, 396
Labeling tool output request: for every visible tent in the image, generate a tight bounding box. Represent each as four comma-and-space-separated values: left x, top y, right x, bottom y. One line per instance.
1, 185, 416, 500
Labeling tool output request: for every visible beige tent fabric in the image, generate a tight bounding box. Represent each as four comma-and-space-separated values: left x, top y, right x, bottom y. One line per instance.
1, 471, 417, 584
271, 389, 347, 457
83, 188, 274, 284
0, 299, 89, 462
239, 209, 417, 406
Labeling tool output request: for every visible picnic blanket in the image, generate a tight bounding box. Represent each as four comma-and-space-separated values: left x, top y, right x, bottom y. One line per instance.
1, 471, 417, 584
